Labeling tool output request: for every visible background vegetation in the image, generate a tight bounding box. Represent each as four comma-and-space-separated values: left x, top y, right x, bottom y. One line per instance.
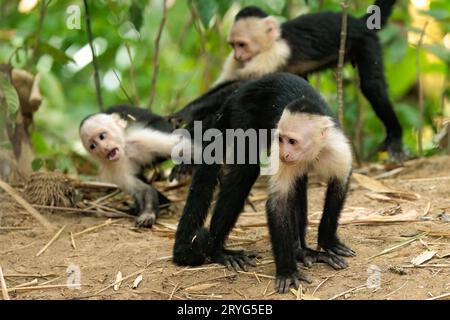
0, 0, 449, 175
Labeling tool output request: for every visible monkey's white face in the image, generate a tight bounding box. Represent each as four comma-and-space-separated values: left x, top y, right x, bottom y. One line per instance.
80, 114, 127, 163
277, 111, 334, 165
229, 17, 280, 63
278, 133, 312, 164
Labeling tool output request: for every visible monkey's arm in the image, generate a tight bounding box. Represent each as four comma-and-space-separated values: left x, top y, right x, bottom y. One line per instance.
132, 179, 161, 228
266, 195, 310, 294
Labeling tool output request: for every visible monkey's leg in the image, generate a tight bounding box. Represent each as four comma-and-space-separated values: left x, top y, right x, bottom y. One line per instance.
267, 195, 311, 294
357, 36, 404, 163
173, 163, 221, 266
292, 176, 348, 269
208, 164, 260, 271
318, 177, 356, 257
134, 184, 160, 228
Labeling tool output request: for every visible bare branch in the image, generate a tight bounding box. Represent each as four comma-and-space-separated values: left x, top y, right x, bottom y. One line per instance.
83, 0, 104, 111
416, 21, 429, 157
124, 42, 140, 105
30, 0, 51, 67
147, 0, 168, 111
336, 1, 349, 126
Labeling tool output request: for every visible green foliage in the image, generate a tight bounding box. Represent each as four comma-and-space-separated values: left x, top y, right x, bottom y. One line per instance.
0, 0, 448, 175
0, 71, 19, 127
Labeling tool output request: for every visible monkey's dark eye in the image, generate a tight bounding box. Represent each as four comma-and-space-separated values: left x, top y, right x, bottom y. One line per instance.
288, 138, 297, 145
90, 143, 96, 150
278, 136, 283, 143
237, 42, 246, 48
99, 132, 106, 140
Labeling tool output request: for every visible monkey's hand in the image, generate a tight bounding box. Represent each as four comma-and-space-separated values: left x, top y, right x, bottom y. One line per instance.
173, 228, 210, 266
276, 271, 311, 294
135, 212, 156, 228
212, 249, 258, 272
318, 237, 356, 257
296, 247, 348, 269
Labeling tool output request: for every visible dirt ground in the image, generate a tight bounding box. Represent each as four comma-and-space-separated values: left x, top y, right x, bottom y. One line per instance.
1, 155, 449, 300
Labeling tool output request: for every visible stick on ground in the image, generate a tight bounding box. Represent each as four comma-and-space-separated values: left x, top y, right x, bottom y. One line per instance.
0, 179, 55, 232
0, 266, 10, 300
36, 225, 66, 257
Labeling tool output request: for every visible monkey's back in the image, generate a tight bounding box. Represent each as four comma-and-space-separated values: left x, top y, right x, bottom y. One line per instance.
106, 105, 173, 133
220, 73, 332, 131
281, 11, 373, 63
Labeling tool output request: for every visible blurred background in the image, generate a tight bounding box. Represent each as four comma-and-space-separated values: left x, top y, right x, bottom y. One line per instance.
0, 0, 449, 176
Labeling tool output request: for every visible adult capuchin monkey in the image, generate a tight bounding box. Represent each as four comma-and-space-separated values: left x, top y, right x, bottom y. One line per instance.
215, 0, 404, 163
79, 105, 187, 228
173, 73, 354, 293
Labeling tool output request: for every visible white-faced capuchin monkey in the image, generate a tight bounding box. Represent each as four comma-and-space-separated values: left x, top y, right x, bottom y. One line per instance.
215, 0, 404, 163
173, 73, 354, 294
79, 105, 185, 228
267, 100, 355, 293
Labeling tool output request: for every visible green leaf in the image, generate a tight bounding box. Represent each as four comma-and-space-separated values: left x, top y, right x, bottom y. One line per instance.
192, 0, 218, 28
0, 71, 20, 125
419, 9, 450, 20
422, 44, 450, 62
216, 0, 230, 17
31, 131, 51, 154
129, 1, 144, 31
31, 158, 44, 172
38, 42, 75, 64
265, 0, 285, 14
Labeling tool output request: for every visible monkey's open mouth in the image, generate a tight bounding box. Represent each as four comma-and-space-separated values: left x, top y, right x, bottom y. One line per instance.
107, 148, 120, 161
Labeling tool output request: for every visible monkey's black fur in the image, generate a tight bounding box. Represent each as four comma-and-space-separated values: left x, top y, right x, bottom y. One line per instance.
173, 74, 354, 286
106, 105, 173, 133
169, 80, 243, 128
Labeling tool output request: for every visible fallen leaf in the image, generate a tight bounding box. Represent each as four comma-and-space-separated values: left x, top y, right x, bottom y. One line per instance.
132, 275, 143, 289
353, 173, 420, 200
113, 271, 122, 291
411, 250, 437, 266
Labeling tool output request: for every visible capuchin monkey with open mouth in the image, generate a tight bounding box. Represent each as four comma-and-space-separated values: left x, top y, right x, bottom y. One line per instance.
79, 105, 188, 228
214, 0, 404, 163
173, 73, 355, 293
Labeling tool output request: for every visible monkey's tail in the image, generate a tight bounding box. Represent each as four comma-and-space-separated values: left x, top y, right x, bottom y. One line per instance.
362, 0, 396, 30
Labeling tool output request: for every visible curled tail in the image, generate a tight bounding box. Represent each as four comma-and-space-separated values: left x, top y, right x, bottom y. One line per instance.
363, 0, 396, 30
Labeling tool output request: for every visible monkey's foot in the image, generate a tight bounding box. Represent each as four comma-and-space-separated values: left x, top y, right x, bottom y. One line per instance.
320, 240, 356, 257
276, 271, 311, 294
212, 249, 258, 272
374, 136, 406, 165
296, 247, 348, 269
135, 212, 156, 228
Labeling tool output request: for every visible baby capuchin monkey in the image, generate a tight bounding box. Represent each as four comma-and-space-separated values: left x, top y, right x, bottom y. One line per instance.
79, 105, 185, 228
216, 0, 404, 163
267, 99, 355, 293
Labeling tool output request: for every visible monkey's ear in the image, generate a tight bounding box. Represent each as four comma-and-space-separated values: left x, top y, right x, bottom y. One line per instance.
111, 113, 127, 129
320, 117, 335, 138
264, 17, 280, 40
